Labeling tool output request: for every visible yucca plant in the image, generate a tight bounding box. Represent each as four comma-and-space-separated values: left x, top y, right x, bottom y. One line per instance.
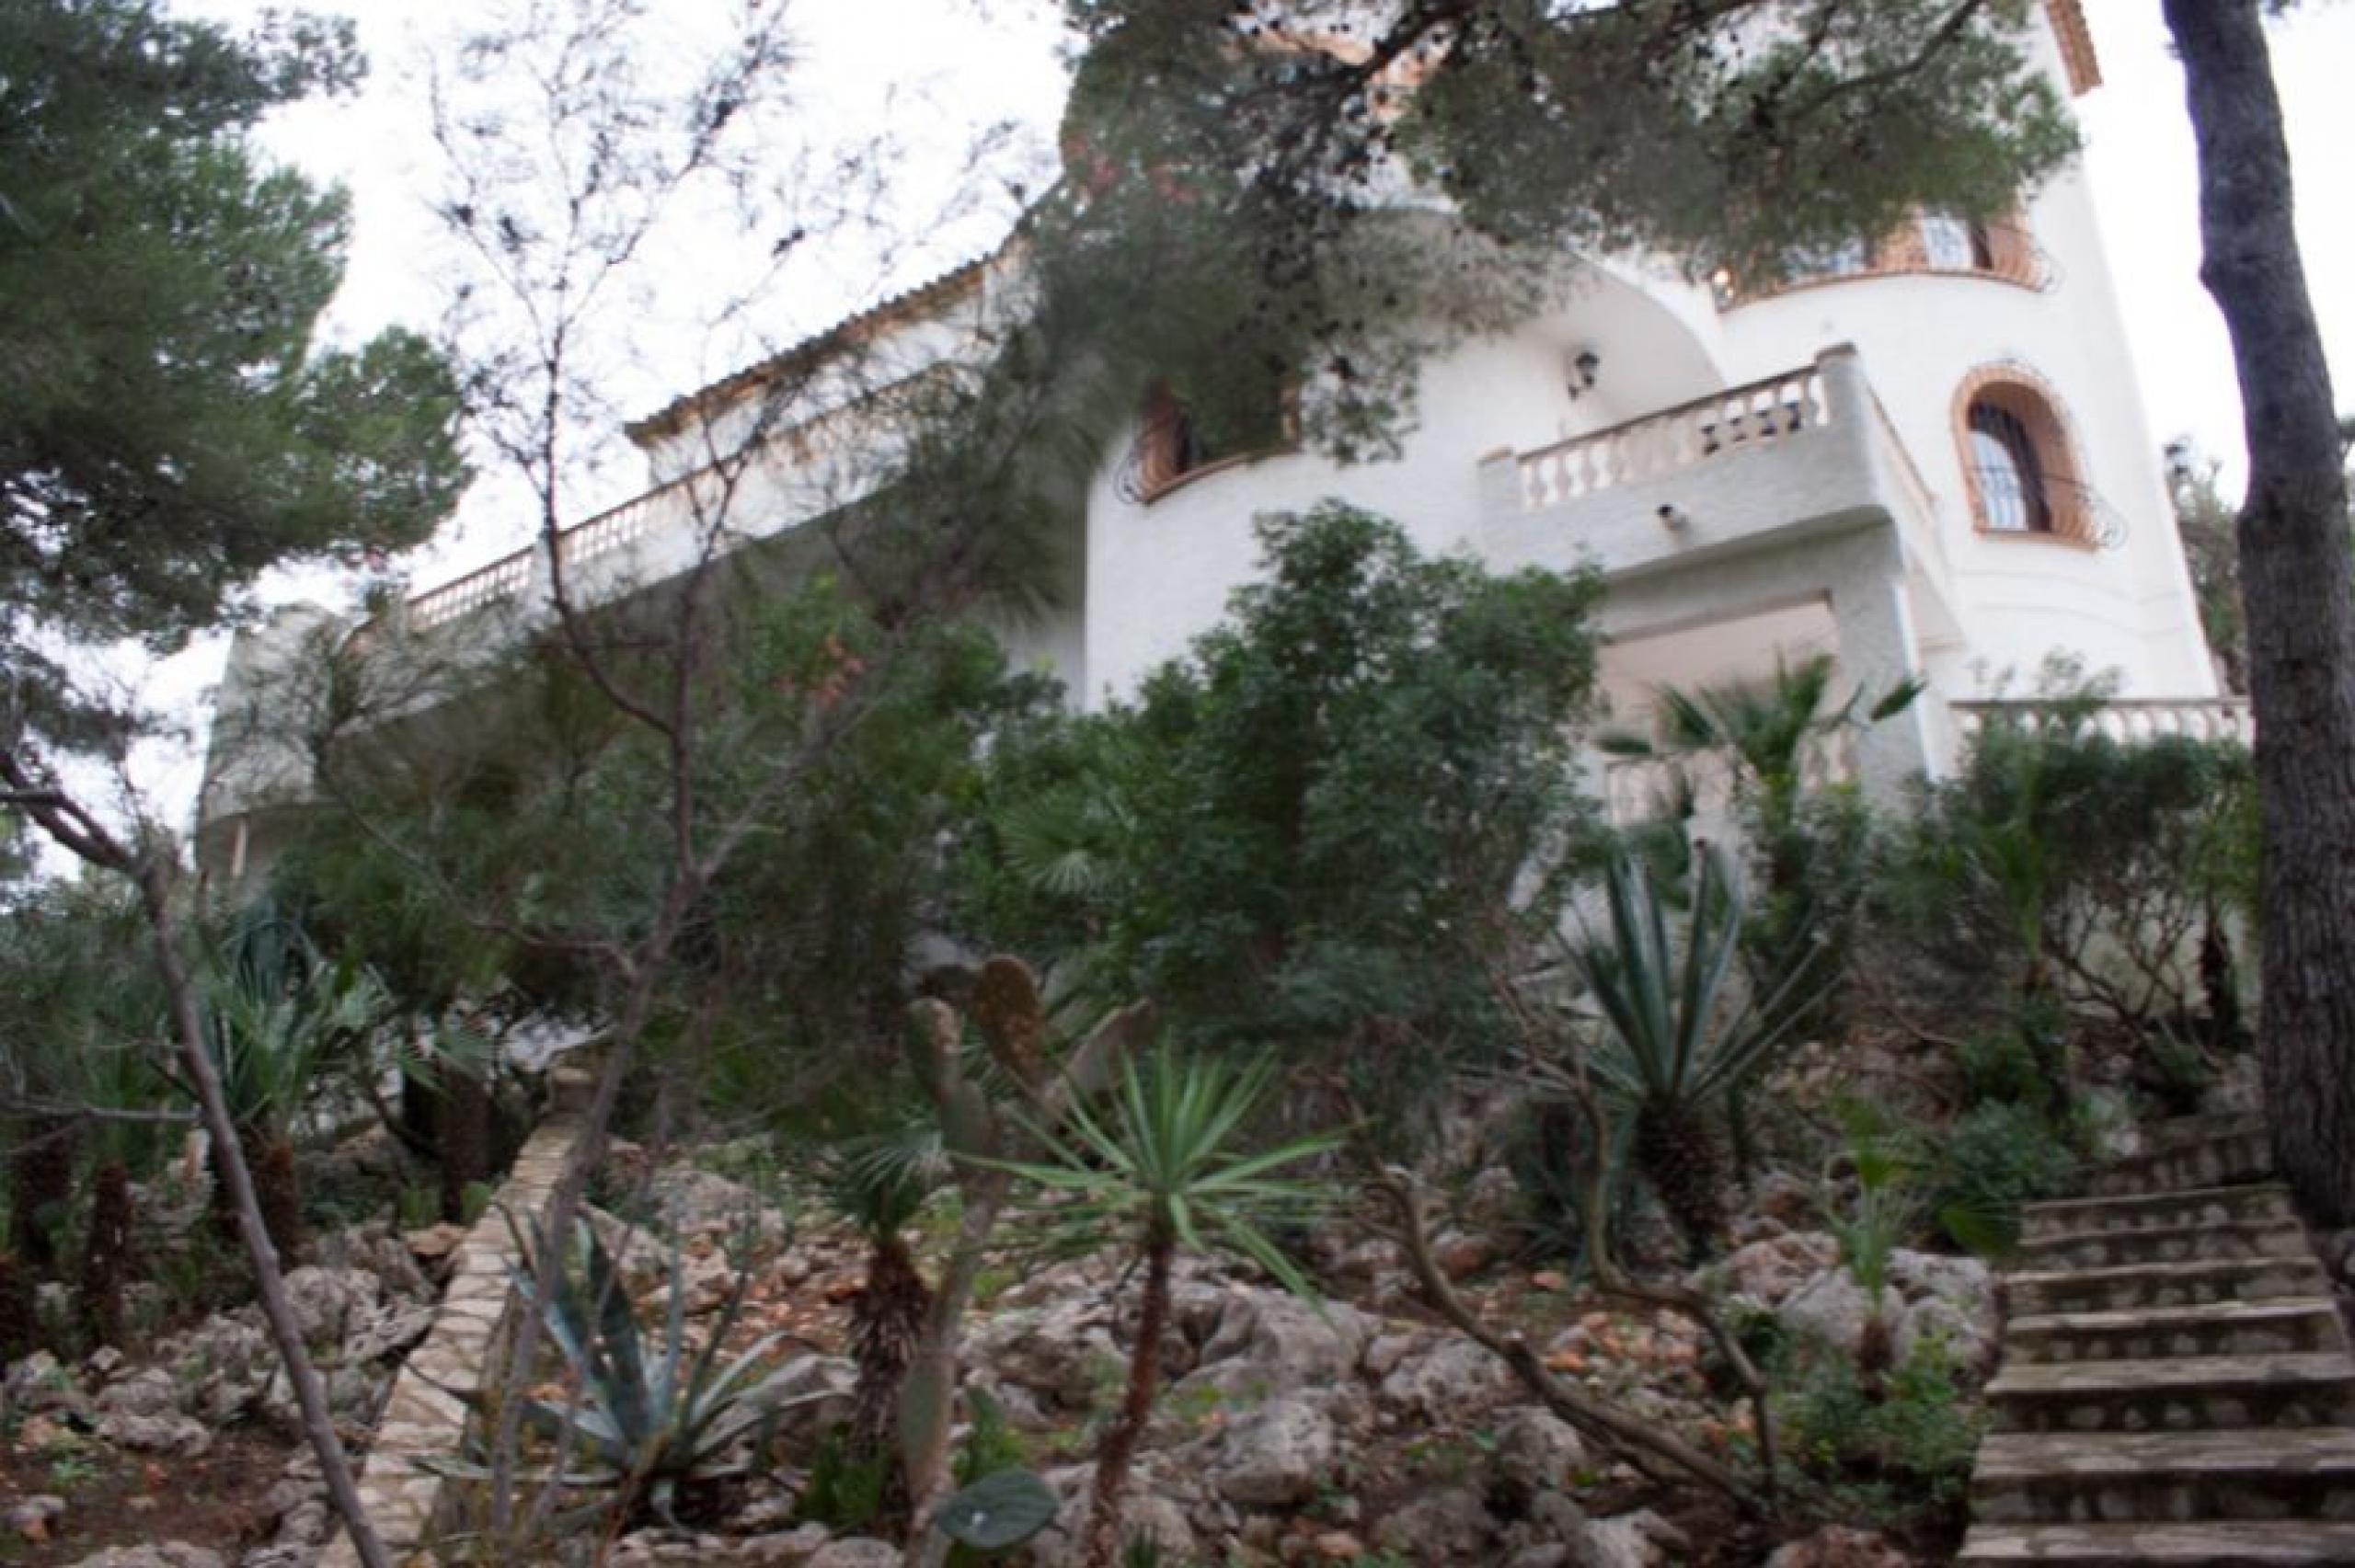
823, 1146, 936, 1522
989, 1050, 1340, 1568
197, 898, 386, 1253
1573, 845, 1828, 1253
465, 1217, 830, 1526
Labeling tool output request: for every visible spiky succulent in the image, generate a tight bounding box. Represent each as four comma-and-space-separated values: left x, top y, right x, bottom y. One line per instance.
1572, 844, 1829, 1252
455, 1218, 830, 1524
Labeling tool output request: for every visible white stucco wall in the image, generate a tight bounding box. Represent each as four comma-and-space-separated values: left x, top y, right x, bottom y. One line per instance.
1081, 269, 1727, 704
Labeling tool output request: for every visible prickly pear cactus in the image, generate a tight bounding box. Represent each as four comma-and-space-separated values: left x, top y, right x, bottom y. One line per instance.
970, 956, 1046, 1090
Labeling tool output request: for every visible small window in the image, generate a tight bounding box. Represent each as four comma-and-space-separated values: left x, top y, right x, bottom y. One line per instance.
1959, 375, 2087, 542
1968, 402, 2051, 533
1920, 213, 1995, 273
1120, 378, 1290, 502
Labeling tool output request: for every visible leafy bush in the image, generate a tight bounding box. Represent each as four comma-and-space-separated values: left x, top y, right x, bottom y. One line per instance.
1929, 1102, 2076, 1253
954, 1387, 1029, 1487
799, 1426, 891, 1532
954, 504, 1605, 1129
1874, 677, 2257, 1037
1776, 1334, 1986, 1530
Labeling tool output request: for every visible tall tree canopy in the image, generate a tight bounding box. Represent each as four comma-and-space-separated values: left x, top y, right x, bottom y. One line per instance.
1047, 0, 2078, 457
0, 0, 466, 754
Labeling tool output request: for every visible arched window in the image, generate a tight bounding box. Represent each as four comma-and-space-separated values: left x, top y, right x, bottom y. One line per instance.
1955, 371, 2088, 543
1120, 378, 1292, 503
1968, 401, 2051, 533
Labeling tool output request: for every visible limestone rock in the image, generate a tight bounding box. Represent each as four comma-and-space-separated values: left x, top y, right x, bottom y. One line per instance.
64, 1543, 224, 1568
1776, 1269, 1902, 1360
1713, 1231, 1839, 1307
1372, 1487, 1496, 1561
1489, 1405, 1588, 1507
97, 1410, 213, 1457
1377, 1334, 1514, 1418
1765, 1525, 1913, 1567
804, 1539, 900, 1568
1205, 1396, 1338, 1507
1576, 1509, 1689, 1568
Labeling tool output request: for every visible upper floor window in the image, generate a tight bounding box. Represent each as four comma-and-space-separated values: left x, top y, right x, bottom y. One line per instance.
1717, 208, 2047, 306
1968, 400, 2053, 533
1120, 378, 1292, 503
1955, 370, 2097, 544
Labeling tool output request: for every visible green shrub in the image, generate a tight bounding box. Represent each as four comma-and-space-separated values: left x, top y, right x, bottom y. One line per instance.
1874, 678, 2256, 1039
1930, 1102, 2075, 1252
799, 1425, 891, 1532
1776, 1334, 1985, 1529
954, 1387, 1029, 1487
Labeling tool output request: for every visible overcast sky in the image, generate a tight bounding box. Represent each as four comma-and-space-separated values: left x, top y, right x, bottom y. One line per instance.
98, 0, 2355, 836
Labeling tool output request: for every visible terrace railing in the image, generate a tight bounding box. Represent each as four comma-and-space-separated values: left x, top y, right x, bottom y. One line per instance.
1949, 696, 2254, 747
1515, 364, 1830, 512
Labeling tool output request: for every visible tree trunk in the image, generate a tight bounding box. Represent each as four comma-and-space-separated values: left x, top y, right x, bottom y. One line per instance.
2165, 0, 2355, 1224
438, 1064, 494, 1223
136, 865, 391, 1568
1083, 1230, 1174, 1568
76, 1160, 135, 1349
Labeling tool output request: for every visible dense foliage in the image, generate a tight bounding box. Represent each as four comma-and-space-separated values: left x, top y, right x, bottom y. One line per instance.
958, 504, 1603, 1114
0, 0, 465, 752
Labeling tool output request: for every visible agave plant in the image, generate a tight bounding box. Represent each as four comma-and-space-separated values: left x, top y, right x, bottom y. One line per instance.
1571, 845, 1829, 1253
991, 1049, 1339, 1568
477, 1217, 829, 1525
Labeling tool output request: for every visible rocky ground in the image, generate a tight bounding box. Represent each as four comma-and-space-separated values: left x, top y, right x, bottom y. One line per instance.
1, 1214, 457, 1568
32, 1088, 2353, 1567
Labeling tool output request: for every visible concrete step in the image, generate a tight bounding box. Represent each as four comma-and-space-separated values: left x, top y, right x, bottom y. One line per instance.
1987, 1353, 2355, 1435
2138, 1112, 2269, 1155
2089, 1130, 2274, 1198
2007, 1255, 2334, 1317
1959, 1520, 2355, 1563
2008, 1299, 2352, 1366
1973, 1426, 2355, 1524
2022, 1183, 2298, 1245
2019, 1216, 2315, 1272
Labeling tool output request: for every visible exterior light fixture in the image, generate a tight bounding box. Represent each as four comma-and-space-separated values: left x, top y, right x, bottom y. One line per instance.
1657, 503, 1691, 532
1568, 348, 1602, 399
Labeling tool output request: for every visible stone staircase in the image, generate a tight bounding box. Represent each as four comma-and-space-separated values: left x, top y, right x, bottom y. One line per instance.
1959, 1112, 2355, 1564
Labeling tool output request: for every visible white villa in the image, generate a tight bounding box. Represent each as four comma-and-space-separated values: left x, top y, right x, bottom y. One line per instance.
196, 0, 2243, 882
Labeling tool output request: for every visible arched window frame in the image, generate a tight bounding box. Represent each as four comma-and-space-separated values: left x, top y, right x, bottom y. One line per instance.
1951, 364, 2096, 547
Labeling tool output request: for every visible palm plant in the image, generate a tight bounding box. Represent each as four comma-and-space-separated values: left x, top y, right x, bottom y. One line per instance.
1601, 652, 1921, 860
1571, 845, 1829, 1253
822, 1146, 936, 1520
1821, 1104, 1924, 1384
462, 1217, 828, 1526
197, 898, 386, 1251
991, 1050, 1339, 1568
